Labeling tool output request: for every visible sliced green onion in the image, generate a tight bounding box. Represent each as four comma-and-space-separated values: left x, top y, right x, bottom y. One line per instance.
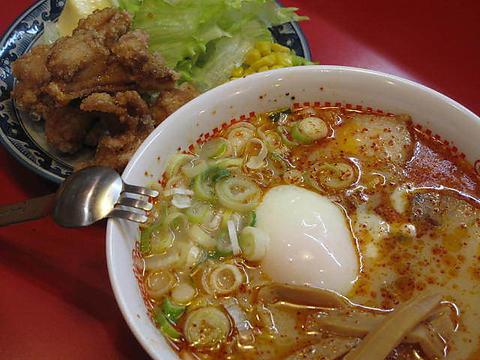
140, 221, 163, 255
178, 242, 207, 270
269, 151, 290, 172
231, 213, 243, 230
227, 220, 241, 256
165, 154, 195, 178
239, 226, 269, 262
144, 251, 181, 271
184, 244, 207, 269
153, 308, 182, 340
182, 160, 209, 178
276, 125, 298, 148
215, 176, 261, 212
171, 282, 196, 305
202, 211, 223, 232
140, 226, 155, 255
162, 298, 186, 323
200, 138, 230, 159
211, 157, 244, 169
283, 169, 304, 185
209, 263, 243, 295
207, 250, 224, 260
172, 194, 192, 209
211, 168, 230, 182
165, 212, 189, 232
303, 172, 326, 194
315, 162, 356, 189
229, 121, 257, 131
146, 270, 176, 298
263, 130, 284, 150
193, 167, 231, 202
244, 211, 256, 227
215, 230, 233, 257
291, 117, 328, 144
193, 172, 215, 201
151, 227, 175, 254
227, 126, 255, 156
221, 209, 233, 229
188, 224, 216, 250
291, 123, 311, 144
163, 187, 194, 197
245, 138, 268, 169
184, 307, 230, 348
186, 202, 211, 223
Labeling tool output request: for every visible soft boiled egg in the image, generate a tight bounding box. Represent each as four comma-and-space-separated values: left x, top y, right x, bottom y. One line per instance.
256, 185, 359, 295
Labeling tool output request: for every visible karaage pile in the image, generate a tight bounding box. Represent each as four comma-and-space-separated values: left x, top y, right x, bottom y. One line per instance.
12, 7, 197, 171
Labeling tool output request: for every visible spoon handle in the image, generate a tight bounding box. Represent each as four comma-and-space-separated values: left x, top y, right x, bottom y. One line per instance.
0, 193, 56, 226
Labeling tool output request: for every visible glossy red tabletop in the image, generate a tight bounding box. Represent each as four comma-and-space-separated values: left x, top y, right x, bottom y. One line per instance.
0, 1, 479, 359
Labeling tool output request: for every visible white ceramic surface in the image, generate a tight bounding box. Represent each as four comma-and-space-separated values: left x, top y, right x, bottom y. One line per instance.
106, 65, 480, 360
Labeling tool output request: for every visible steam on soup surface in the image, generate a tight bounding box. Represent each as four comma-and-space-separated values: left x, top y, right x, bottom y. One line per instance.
136, 104, 480, 359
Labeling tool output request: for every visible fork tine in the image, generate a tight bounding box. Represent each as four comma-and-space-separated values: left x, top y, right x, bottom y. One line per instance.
117, 197, 153, 211
123, 183, 159, 198
109, 209, 149, 223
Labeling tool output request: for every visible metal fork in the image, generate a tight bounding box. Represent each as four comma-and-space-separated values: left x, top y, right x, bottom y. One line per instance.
0, 167, 159, 227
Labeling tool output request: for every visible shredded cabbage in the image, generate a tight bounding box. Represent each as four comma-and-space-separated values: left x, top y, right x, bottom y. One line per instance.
118, 0, 307, 91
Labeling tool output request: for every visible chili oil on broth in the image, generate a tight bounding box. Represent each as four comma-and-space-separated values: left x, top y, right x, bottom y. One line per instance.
135, 104, 480, 360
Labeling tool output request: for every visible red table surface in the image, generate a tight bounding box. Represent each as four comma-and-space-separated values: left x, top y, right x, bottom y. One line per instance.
0, 1, 479, 359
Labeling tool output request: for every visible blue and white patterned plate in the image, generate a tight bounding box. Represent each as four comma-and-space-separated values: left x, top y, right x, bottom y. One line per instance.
0, 0, 311, 183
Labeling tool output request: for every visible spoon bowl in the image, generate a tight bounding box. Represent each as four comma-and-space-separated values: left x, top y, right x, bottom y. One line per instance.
54, 166, 123, 227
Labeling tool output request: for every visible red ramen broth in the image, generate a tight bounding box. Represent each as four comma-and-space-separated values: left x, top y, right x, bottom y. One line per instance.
135, 104, 480, 360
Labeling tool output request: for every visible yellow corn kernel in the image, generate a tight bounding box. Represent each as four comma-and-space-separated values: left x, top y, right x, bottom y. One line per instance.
251, 54, 276, 70
258, 66, 269, 72
272, 43, 290, 53
230, 77, 241, 80
275, 53, 293, 67
244, 49, 262, 66
244, 67, 256, 76
231, 66, 244, 78
270, 65, 283, 70
255, 41, 272, 56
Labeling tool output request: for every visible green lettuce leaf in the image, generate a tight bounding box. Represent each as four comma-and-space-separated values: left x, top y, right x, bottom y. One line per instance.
119, 0, 308, 91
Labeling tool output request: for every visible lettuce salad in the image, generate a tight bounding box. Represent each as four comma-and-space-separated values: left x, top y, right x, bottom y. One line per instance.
118, 0, 308, 91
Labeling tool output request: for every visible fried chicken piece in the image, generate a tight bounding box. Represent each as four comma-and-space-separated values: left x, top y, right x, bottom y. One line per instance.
44, 107, 95, 154
13, 8, 176, 112
112, 30, 149, 69
11, 7, 186, 171
11, 45, 51, 115
104, 29, 176, 91
135, 52, 177, 91
44, 30, 175, 107
79, 91, 153, 171
80, 91, 151, 130
151, 83, 199, 126
74, 7, 131, 46
46, 30, 109, 81
43, 62, 132, 107
91, 128, 152, 171
12, 45, 51, 85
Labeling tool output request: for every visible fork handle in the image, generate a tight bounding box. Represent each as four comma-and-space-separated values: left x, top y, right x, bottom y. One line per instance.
0, 193, 56, 226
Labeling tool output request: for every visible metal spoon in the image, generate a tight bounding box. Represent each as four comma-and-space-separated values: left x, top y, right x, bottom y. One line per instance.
0, 166, 158, 227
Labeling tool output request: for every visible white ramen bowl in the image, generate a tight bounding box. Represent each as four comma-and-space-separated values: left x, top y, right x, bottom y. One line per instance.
106, 65, 480, 360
